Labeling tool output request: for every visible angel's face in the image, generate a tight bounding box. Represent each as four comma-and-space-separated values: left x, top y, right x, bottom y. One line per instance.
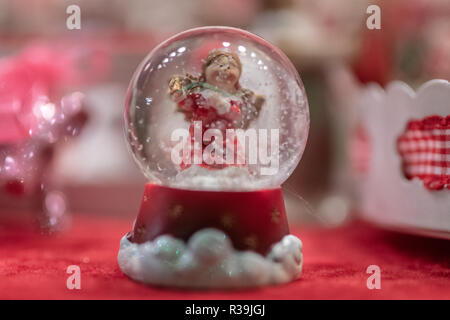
204, 55, 240, 92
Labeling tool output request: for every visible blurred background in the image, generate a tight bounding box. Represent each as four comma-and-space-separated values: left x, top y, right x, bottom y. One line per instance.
0, 0, 449, 230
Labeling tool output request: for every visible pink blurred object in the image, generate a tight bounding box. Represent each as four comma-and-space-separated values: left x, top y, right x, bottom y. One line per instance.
0, 44, 108, 143
0, 44, 108, 232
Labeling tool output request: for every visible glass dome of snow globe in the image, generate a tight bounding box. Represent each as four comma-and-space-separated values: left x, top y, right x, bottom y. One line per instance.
124, 26, 309, 190
119, 27, 309, 289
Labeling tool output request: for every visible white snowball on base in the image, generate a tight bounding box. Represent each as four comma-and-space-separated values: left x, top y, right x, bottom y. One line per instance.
118, 228, 303, 289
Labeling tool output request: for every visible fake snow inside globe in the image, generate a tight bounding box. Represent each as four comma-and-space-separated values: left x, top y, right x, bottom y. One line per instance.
118, 27, 309, 289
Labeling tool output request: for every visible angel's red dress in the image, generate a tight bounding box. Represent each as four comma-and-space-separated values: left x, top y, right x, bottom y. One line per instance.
177, 92, 244, 170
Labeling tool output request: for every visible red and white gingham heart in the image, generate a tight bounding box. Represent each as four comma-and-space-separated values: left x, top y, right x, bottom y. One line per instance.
397, 115, 450, 190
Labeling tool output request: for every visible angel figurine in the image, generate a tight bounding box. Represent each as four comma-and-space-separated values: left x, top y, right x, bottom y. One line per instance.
168, 50, 265, 170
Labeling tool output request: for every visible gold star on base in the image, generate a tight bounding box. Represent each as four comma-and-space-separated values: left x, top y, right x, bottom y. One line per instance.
170, 204, 183, 219
133, 226, 146, 238
220, 214, 234, 229
271, 208, 281, 224
244, 234, 258, 250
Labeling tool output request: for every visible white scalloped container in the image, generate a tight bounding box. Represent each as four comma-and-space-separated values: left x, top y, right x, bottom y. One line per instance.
355, 79, 450, 239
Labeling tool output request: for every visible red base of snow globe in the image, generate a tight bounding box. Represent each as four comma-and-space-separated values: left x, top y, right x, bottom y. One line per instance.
126, 183, 290, 255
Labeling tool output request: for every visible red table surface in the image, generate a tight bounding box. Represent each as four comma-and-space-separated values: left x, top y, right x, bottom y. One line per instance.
0, 214, 449, 300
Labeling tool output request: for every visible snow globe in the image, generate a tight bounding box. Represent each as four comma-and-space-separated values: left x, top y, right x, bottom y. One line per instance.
118, 26, 309, 288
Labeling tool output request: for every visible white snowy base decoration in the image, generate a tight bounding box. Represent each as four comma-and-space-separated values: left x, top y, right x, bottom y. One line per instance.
118, 228, 303, 289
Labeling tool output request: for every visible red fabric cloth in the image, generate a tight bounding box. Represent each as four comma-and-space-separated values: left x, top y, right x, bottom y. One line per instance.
398, 115, 450, 190
0, 215, 449, 299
